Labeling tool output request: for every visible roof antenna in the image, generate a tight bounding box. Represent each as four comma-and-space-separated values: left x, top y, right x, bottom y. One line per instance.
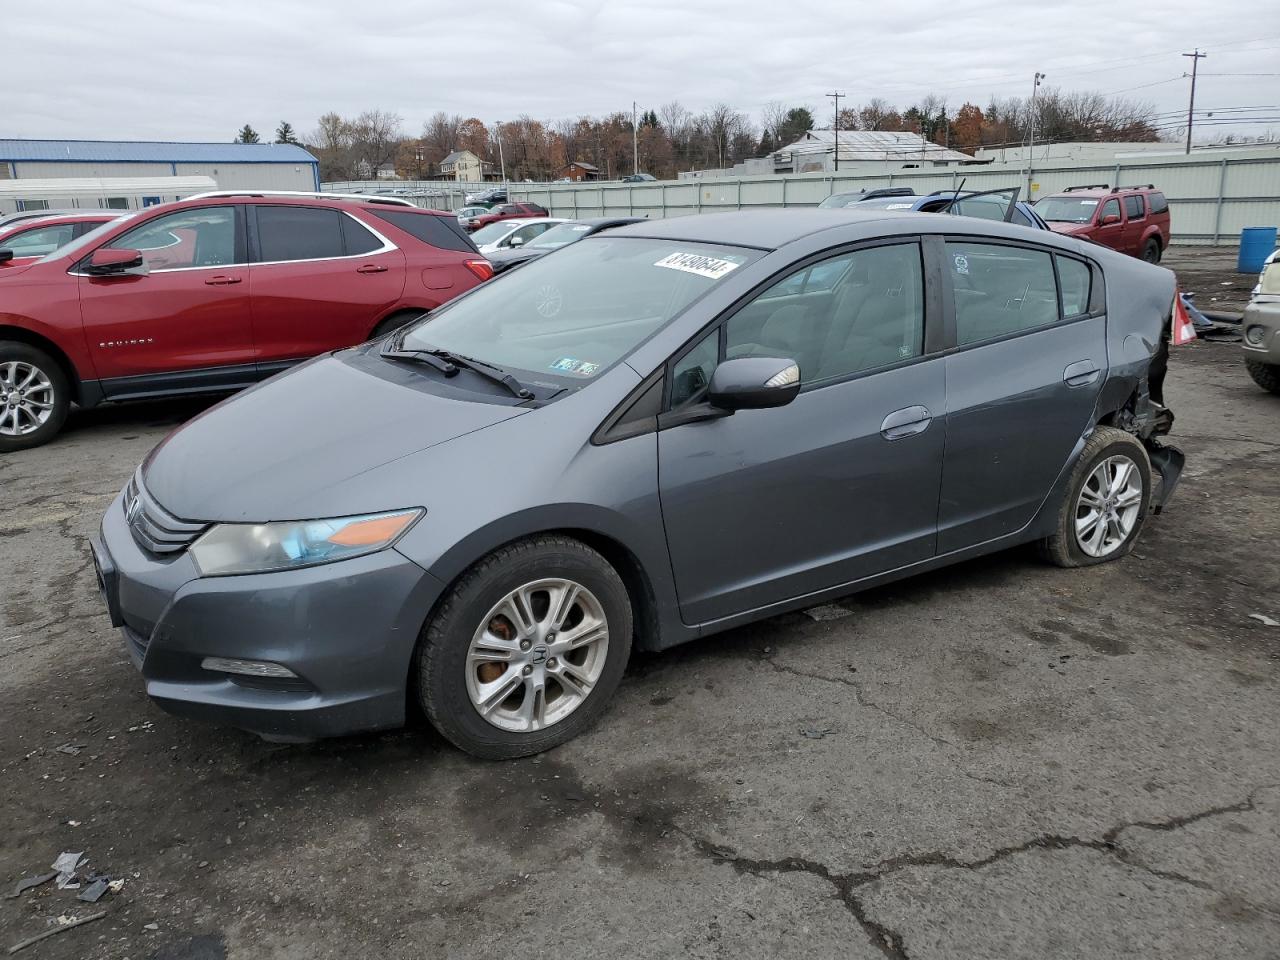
949, 177, 967, 215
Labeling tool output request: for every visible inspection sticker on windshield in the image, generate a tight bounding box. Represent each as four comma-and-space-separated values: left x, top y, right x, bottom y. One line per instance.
654, 251, 741, 280
550, 357, 600, 376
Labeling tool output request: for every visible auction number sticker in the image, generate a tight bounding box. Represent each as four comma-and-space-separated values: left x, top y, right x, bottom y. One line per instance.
550, 357, 601, 376
654, 251, 741, 280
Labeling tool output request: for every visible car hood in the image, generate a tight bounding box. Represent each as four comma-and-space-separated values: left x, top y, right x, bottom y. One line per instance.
141, 351, 528, 522
1046, 222, 1092, 237
487, 247, 546, 266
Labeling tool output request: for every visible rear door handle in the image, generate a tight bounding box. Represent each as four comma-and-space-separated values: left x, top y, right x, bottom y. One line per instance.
1063, 359, 1100, 387
356, 264, 389, 274
880, 405, 932, 441
203, 275, 242, 285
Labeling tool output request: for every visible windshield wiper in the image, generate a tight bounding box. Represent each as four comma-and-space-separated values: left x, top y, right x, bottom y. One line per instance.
380, 345, 459, 376
412, 344, 533, 400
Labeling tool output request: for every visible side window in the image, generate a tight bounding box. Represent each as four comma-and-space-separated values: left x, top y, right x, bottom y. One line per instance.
1058, 257, 1092, 318
114, 206, 237, 271
670, 330, 718, 408
1149, 192, 1169, 215
1100, 199, 1121, 223
1124, 195, 1145, 219
2, 224, 76, 257
341, 214, 384, 255
725, 243, 923, 384
947, 242, 1059, 345
103, 198, 129, 210
256, 206, 345, 262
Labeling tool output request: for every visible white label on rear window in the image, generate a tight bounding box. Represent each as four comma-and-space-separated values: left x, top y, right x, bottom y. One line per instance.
1079, 200, 1099, 207
654, 251, 740, 280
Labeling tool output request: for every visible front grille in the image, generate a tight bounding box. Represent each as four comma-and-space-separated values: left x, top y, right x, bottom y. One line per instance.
123, 472, 207, 556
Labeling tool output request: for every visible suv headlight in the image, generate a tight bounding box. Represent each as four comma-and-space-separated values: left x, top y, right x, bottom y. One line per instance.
190, 509, 423, 577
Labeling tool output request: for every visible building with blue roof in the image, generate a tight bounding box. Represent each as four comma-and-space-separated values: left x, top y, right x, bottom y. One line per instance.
0, 139, 320, 192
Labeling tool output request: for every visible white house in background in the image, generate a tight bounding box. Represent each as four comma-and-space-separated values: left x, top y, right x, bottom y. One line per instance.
375, 162, 398, 180
440, 150, 485, 182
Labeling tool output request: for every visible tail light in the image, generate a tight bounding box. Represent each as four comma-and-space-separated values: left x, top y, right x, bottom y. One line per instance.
465, 259, 494, 281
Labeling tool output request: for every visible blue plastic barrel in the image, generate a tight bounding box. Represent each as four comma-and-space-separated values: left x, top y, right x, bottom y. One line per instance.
1239, 227, 1279, 273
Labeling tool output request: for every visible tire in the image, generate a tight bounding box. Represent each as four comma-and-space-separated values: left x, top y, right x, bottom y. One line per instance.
1038, 426, 1152, 568
0, 341, 71, 453
1245, 358, 1280, 395
417, 536, 633, 759
1140, 238, 1162, 263
371, 310, 427, 340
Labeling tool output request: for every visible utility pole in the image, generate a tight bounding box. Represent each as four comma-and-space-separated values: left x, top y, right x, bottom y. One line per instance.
494, 121, 506, 185
633, 101, 639, 175
1024, 71, 1045, 198
1183, 49, 1207, 154
827, 91, 844, 172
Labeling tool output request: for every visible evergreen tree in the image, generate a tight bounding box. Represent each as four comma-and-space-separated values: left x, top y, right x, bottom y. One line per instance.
274, 121, 299, 144
235, 124, 261, 144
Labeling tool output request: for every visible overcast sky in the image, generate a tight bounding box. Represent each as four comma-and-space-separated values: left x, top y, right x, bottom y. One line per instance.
6, 0, 1279, 144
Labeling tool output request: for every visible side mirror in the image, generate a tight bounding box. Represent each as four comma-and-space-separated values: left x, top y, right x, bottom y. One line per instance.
708, 357, 801, 410
509, 235, 525, 246
0, 249, 13, 264
84, 248, 147, 276
1100, 214, 1121, 226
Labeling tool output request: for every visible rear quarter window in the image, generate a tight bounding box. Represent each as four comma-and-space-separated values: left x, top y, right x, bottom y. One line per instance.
370, 210, 479, 254
1149, 192, 1169, 215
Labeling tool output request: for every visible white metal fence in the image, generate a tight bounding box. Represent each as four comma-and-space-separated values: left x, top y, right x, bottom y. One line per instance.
327, 151, 1280, 246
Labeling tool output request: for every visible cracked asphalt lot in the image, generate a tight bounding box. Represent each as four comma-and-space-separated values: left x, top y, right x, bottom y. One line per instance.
2, 339, 1279, 959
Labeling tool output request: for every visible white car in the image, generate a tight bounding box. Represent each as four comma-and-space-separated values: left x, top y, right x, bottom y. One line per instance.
454, 205, 489, 226
470, 217, 565, 254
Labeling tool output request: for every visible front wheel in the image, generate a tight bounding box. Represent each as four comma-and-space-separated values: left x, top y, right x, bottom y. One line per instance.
416, 536, 633, 759
1039, 426, 1152, 568
0, 342, 70, 453
1245, 358, 1280, 395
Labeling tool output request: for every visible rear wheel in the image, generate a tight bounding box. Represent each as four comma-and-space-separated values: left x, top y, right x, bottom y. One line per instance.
371, 310, 427, 340
1039, 426, 1151, 568
1141, 238, 1162, 263
416, 536, 633, 759
0, 342, 70, 453
1245, 358, 1280, 395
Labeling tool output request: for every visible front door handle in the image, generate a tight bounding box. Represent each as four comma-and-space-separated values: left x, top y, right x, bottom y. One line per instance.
204, 275, 242, 285
880, 405, 932, 441
1063, 359, 1100, 387
356, 263, 389, 274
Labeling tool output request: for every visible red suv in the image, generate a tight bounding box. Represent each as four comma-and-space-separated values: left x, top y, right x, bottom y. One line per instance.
0, 192, 493, 451
465, 202, 548, 232
1034, 185, 1171, 262
0, 212, 119, 268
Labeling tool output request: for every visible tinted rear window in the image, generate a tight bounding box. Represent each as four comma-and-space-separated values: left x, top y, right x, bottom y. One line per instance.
257, 206, 345, 262
342, 214, 384, 255
370, 209, 478, 254
1149, 192, 1169, 214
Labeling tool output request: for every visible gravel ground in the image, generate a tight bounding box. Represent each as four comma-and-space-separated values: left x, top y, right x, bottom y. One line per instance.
1, 333, 1278, 959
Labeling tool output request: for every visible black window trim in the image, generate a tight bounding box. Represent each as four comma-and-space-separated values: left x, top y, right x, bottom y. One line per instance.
246, 204, 397, 266
658, 235, 938, 416
939, 234, 1105, 353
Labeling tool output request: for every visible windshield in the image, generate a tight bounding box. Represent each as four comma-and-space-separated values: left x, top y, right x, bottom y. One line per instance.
527, 222, 592, 249
400, 236, 760, 382
471, 222, 517, 244
37, 214, 134, 263
1034, 197, 1100, 223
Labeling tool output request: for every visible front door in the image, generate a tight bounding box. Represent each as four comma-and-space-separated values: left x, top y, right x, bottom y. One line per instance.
247, 204, 405, 366
937, 240, 1105, 551
1093, 197, 1125, 253
658, 241, 946, 624
77, 204, 256, 393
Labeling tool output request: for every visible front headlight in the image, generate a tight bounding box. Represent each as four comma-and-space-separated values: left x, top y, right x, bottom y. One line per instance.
190, 509, 423, 577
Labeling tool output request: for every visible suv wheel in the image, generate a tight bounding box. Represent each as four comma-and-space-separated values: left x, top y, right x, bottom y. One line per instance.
1141, 238, 1162, 263
1039, 426, 1152, 568
416, 536, 633, 759
1245, 358, 1280, 395
0, 342, 70, 452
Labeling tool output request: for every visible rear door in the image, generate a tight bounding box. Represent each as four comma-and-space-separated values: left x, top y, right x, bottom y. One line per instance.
247, 204, 405, 367
937, 239, 1104, 551
1122, 193, 1148, 254
77, 204, 257, 391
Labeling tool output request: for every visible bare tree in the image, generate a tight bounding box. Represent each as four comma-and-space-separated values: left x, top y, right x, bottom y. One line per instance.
421, 112, 465, 166
349, 109, 404, 175
857, 97, 894, 131
759, 101, 787, 144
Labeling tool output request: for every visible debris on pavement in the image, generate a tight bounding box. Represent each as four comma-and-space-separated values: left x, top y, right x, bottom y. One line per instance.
799, 727, 836, 740
1248, 613, 1279, 626
4, 872, 57, 900
51, 853, 84, 890
77, 879, 109, 903
53, 743, 85, 757
802, 604, 852, 622
6, 910, 107, 955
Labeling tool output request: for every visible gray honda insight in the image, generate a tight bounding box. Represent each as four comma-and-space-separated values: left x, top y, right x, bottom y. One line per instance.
92, 209, 1183, 758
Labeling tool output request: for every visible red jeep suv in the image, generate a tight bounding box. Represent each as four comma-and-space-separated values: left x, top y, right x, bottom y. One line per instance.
1034, 184, 1171, 263
0, 192, 493, 451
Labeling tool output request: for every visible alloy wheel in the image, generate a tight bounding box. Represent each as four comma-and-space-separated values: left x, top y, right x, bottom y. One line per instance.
1075, 454, 1144, 557
0, 360, 56, 437
465, 578, 610, 733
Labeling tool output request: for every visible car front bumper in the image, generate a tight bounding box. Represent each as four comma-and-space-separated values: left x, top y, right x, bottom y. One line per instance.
1241, 299, 1280, 365
94, 491, 444, 741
